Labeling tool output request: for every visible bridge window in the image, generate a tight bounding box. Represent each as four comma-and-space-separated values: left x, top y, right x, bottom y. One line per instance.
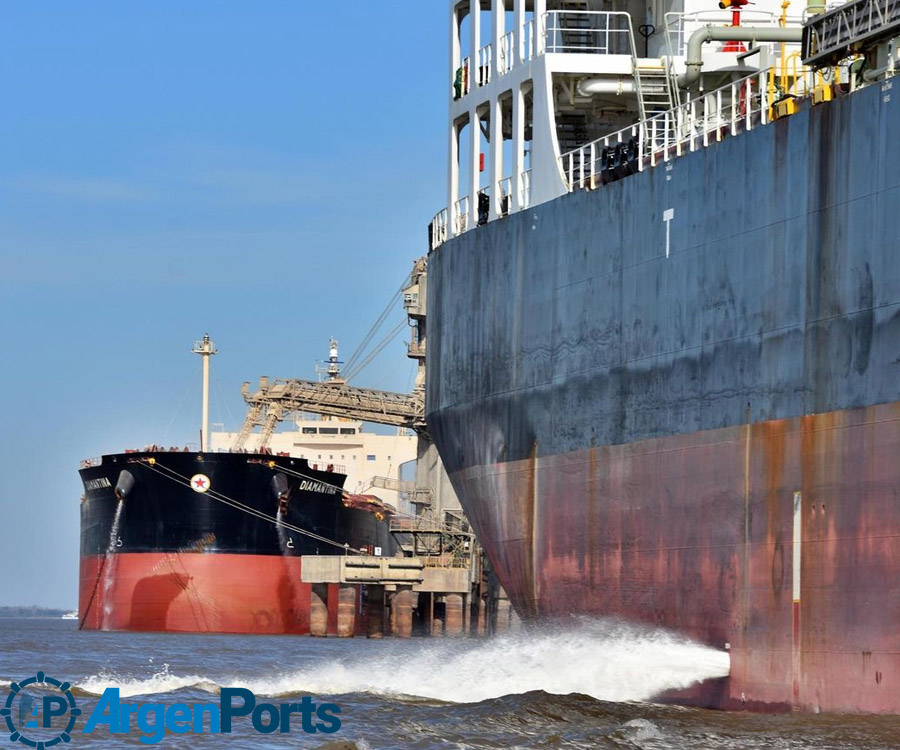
340, 428, 356, 435
320, 427, 339, 435
302, 427, 317, 434
367, 455, 376, 461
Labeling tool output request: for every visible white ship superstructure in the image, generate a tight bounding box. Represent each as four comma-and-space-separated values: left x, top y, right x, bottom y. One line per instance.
211, 417, 416, 508
433, 0, 807, 244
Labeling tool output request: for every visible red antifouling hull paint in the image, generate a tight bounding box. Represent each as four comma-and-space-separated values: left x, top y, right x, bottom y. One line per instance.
78, 451, 397, 636
78, 553, 312, 634
451, 403, 900, 713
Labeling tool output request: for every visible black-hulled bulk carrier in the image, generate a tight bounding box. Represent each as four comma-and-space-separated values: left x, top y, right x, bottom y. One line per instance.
425, 0, 900, 713
78, 336, 395, 634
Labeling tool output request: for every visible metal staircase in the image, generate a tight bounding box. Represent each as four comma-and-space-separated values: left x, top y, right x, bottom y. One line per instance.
556, 111, 589, 155
633, 60, 676, 122
557, 0, 592, 52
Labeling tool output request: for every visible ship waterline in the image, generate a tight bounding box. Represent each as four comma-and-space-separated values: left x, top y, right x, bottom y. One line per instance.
427, 73, 900, 713
78, 552, 311, 634
441, 400, 900, 713
79, 451, 393, 635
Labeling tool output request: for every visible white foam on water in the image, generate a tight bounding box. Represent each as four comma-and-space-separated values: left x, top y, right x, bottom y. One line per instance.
75, 618, 729, 704
239, 618, 730, 703
79, 664, 218, 698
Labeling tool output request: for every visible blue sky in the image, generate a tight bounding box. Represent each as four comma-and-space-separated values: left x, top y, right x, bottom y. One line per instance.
0, 2, 447, 607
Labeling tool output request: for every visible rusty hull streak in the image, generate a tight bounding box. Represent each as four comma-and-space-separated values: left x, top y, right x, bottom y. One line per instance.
451, 402, 900, 713
427, 80, 900, 713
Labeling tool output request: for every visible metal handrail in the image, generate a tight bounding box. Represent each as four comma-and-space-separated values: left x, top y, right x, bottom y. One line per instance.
560, 69, 771, 191
453, 195, 470, 234
430, 208, 448, 250
664, 10, 803, 57
499, 30, 514, 73
498, 176, 512, 216
523, 18, 535, 61
478, 43, 493, 86
309, 462, 346, 474
543, 10, 635, 55
519, 169, 532, 208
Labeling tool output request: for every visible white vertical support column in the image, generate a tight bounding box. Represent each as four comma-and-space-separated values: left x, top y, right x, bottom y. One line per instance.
514, 0, 526, 64
470, 0, 482, 234
469, 105, 480, 230
192, 334, 217, 452
534, 0, 547, 56
448, 2, 460, 237
489, 95, 502, 221
512, 83, 525, 211
451, 1, 461, 78
493, 0, 505, 77
448, 118, 460, 236
471, 0, 481, 85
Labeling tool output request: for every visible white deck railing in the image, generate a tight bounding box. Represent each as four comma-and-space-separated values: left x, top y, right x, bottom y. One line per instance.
431, 70, 789, 249
430, 208, 448, 250
543, 11, 634, 55
453, 195, 470, 234
454, 11, 638, 98
499, 30, 514, 74
523, 18, 535, 61
478, 43, 493, 86
664, 10, 803, 57
519, 169, 532, 208
560, 69, 773, 191
453, 56, 471, 100
499, 176, 512, 216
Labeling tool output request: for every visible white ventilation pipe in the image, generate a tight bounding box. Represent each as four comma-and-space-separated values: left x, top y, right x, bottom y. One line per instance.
576, 78, 637, 96
679, 25, 803, 88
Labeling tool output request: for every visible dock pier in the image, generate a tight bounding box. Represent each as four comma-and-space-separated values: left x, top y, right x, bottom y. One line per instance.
301, 553, 511, 637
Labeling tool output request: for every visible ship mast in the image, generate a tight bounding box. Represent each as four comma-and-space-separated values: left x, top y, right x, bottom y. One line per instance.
192, 333, 218, 451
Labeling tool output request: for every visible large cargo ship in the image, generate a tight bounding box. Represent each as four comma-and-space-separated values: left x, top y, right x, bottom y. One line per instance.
425, 0, 900, 713
78, 336, 395, 634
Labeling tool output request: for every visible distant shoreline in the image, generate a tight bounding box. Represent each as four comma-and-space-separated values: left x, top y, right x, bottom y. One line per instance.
0, 606, 71, 618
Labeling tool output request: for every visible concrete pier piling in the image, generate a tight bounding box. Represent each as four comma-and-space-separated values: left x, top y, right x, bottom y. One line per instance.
310, 583, 328, 637
336, 584, 356, 637
300, 554, 506, 639
390, 586, 413, 638
445, 593, 463, 636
